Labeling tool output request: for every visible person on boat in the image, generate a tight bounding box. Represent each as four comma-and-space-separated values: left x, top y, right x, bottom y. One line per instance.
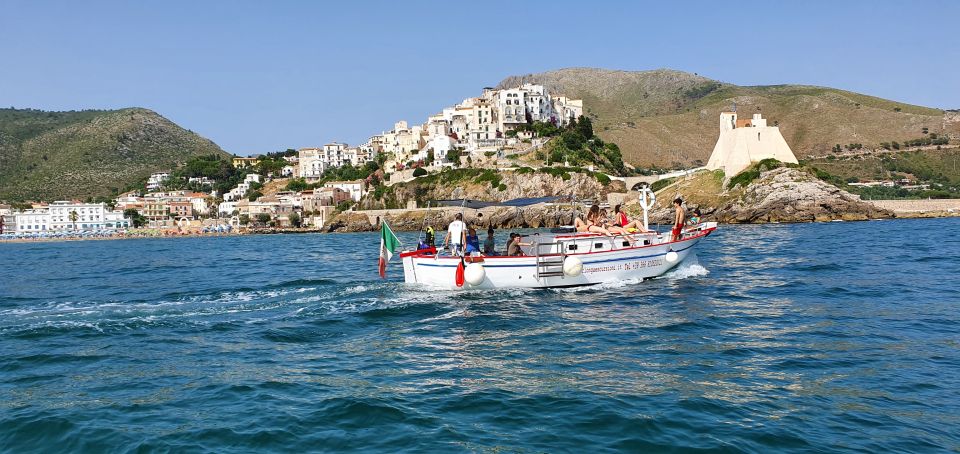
686, 208, 702, 226
443, 213, 466, 255
507, 233, 530, 256
464, 227, 481, 255
424, 225, 435, 246
574, 204, 611, 235
672, 198, 686, 241
601, 208, 636, 246
483, 227, 496, 255
613, 204, 647, 233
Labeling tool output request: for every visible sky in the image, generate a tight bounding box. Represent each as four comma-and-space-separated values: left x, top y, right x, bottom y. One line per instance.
2, 0, 958, 155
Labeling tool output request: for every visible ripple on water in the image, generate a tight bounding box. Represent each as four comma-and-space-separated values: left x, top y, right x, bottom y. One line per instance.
2, 221, 960, 452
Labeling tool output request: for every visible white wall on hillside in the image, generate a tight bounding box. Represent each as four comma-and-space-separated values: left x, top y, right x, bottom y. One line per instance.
707, 113, 798, 176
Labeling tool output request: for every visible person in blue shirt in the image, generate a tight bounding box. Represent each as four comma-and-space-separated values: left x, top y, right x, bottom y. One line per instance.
464, 227, 481, 255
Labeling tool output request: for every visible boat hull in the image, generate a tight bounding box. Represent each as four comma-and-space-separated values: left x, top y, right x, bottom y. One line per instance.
401, 227, 713, 289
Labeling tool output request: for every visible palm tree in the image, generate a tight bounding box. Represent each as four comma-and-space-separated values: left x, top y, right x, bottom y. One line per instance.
69, 210, 78, 230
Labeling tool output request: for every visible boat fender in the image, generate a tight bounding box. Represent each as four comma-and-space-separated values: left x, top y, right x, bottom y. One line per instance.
464, 263, 486, 286
563, 256, 583, 277
665, 251, 679, 264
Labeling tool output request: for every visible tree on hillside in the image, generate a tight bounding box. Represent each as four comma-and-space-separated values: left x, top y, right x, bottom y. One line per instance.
576, 115, 593, 139
286, 178, 309, 192
123, 208, 146, 227
288, 212, 302, 228
255, 213, 271, 225
69, 210, 78, 230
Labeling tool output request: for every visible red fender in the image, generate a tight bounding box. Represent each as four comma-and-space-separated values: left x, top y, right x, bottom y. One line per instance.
455, 259, 465, 287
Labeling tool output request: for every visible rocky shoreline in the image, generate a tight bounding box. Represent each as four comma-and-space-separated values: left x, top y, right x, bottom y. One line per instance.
320, 167, 959, 233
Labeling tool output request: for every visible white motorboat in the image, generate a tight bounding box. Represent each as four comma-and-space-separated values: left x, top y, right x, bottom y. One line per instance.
400, 223, 716, 289
394, 188, 717, 289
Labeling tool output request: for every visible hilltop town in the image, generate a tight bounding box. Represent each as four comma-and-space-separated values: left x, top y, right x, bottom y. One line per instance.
0, 83, 591, 237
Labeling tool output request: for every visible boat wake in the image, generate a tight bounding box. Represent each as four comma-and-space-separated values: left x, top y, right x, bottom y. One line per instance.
661, 253, 709, 280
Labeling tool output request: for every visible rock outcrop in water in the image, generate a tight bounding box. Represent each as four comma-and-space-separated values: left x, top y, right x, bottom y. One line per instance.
645, 167, 893, 224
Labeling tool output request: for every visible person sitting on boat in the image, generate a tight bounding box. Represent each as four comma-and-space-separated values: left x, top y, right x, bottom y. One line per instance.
613, 204, 647, 233
686, 208, 702, 226
507, 233, 530, 256
464, 227, 481, 255
601, 208, 636, 246
574, 204, 611, 235
483, 227, 496, 255
672, 198, 686, 241
443, 213, 466, 256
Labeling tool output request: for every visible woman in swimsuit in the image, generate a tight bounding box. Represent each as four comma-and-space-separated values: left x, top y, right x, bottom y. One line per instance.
613, 204, 647, 232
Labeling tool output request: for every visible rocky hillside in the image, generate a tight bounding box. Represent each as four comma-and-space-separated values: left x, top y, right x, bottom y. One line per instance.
499, 68, 959, 168
360, 168, 625, 210
643, 167, 892, 224
0, 108, 228, 201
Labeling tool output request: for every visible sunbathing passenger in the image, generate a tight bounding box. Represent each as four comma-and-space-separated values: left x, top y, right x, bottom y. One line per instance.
581, 204, 612, 235
613, 204, 647, 233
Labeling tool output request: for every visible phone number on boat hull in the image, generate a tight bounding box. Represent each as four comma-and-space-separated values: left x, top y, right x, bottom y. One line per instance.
583, 258, 665, 274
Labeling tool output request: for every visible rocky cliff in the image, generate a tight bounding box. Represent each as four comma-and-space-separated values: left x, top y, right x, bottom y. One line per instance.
360, 169, 625, 210
327, 167, 895, 232
644, 167, 893, 224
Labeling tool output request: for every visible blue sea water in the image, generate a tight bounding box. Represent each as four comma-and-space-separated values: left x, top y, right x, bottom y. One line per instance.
1, 218, 959, 453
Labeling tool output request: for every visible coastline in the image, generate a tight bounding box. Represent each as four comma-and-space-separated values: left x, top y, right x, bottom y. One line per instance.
3, 200, 957, 244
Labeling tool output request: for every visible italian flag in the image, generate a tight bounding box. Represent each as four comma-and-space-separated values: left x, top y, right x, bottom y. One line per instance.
379, 221, 401, 278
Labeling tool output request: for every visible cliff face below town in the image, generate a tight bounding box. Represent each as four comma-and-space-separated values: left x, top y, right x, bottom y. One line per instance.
499, 67, 958, 168
325, 167, 893, 233
359, 169, 626, 210
643, 167, 893, 224
0, 107, 228, 201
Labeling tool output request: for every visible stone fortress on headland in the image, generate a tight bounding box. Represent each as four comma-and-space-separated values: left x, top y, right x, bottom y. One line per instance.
706, 108, 798, 176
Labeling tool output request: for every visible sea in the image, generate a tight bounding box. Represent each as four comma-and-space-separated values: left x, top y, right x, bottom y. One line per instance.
1, 218, 958, 453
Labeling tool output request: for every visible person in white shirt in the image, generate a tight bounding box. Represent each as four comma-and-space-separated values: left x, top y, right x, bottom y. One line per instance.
443, 213, 466, 256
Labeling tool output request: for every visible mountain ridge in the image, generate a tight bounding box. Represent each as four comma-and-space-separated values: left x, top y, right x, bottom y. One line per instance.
498, 67, 958, 167
0, 107, 228, 201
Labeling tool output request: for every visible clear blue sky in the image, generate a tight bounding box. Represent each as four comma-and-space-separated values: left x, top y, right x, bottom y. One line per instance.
2, 0, 958, 155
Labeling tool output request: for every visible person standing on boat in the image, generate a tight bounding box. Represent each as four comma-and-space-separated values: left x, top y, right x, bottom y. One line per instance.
672, 198, 686, 241
443, 213, 467, 256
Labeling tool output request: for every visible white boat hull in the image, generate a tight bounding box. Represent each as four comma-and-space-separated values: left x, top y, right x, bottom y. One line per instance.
400, 224, 715, 289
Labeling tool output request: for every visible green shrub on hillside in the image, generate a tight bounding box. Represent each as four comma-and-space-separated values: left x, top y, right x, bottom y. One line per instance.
727, 169, 760, 188
650, 178, 675, 192
412, 167, 428, 177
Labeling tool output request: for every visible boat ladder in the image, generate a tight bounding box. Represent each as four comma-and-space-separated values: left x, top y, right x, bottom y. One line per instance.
533, 240, 566, 280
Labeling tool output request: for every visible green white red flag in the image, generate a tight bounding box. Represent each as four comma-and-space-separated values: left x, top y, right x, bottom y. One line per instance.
379, 221, 401, 278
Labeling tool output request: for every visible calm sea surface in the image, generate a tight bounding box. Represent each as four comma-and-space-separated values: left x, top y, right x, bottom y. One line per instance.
1, 219, 959, 453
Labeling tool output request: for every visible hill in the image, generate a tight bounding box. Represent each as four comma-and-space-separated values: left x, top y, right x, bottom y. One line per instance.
0, 107, 228, 201
498, 68, 960, 168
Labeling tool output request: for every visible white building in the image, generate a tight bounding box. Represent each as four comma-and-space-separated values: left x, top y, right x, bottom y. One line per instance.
298, 147, 326, 181
5, 201, 131, 233
706, 111, 799, 176
146, 172, 170, 191
188, 176, 215, 187
323, 180, 365, 202
218, 201, 238, 217
224, 174, 262, 202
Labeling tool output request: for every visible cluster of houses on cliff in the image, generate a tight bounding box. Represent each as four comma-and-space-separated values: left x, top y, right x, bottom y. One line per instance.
294, 83, 583, 178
